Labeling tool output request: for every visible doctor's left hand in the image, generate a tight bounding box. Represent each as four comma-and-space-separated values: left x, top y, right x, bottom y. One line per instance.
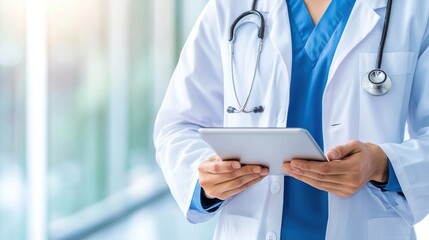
282, 140, 389, 197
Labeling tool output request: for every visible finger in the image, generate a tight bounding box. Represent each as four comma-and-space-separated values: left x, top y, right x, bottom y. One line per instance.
284, 166, 359, 188
217, 176, 266, 200
288, 159, 352, 175
328, 140, 362, 160
199, 156, 241, 174
211, 166, 268, 187
213, 173, 263, 192
287, 171, 358, 196
204, 174, 262, 200
201, 164, 268, 190
226, 165, 268, 178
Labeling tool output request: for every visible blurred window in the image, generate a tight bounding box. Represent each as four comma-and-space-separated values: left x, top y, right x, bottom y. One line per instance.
46, 0, 206, 227
0, 0, 208, 238
47, 0, 110, 220
0, 1, 27, 240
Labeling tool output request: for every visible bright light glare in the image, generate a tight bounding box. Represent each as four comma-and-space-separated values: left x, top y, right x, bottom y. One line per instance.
0, 41, 23, 67
0, 171, 24, 211
416, 216, 429, 240
49, 0, 78, 6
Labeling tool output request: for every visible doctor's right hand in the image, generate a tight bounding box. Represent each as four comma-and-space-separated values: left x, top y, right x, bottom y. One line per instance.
198, 156, 269, 200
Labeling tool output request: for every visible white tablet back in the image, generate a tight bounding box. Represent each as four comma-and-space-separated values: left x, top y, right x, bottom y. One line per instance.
199, 128, 326, 175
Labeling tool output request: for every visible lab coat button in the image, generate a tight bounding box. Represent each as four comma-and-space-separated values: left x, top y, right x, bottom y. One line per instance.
266, 231, 277, 240
270, 181, 281, 194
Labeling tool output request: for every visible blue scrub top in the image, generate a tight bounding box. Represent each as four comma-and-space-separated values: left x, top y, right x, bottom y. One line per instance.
282, 0, 355, 238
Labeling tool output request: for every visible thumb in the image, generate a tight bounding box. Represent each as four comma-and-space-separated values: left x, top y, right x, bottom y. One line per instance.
327, 140, 359, 161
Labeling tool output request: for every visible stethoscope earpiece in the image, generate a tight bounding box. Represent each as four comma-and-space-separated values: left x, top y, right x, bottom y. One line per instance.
253, 106, 264, 113
226, 105, 264, 113
361, 69, 392, 96
227, 106, 236, 113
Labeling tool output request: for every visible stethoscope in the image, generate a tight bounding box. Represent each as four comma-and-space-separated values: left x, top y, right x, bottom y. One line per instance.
227, 0, 393, 114
361, 0, 393, 96
227, 0, 265, 114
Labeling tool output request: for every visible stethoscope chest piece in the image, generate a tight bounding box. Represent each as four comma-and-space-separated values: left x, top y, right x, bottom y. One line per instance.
361, 69, 392, 96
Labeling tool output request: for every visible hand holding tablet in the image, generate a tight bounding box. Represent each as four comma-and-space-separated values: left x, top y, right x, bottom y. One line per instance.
199, 128, 327, 175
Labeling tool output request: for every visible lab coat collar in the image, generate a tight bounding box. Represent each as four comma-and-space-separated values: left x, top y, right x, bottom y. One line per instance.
326, 0, 383, 87
264, 0, 293, 79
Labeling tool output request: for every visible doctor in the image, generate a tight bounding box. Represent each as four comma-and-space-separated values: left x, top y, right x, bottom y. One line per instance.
154, 0, 429, 239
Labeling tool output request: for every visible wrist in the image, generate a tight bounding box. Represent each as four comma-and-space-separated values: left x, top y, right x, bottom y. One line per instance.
368, 143, 388, 183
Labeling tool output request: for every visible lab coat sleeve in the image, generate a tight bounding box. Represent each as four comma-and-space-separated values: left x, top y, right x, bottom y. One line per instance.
379, 24, 429, 225
153, 0, 224, 224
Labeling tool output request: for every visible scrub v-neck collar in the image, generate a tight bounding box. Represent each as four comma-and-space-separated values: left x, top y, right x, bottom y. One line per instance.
287, 0, 355, 65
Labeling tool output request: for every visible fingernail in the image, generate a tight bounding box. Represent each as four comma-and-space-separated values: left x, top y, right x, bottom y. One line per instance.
260, 169, 269, 176
253, 167, 261, 173
232, 162, 241, 169
290, 162, 299, 168
331, 151, 338, 159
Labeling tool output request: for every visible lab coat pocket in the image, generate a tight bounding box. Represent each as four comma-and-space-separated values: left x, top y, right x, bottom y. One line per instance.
214, 214, 259, 240
358, 52, 416, 142
367, 217, 413, 239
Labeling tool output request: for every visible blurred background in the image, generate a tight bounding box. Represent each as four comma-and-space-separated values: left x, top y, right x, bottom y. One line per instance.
0, 0, 427, 239
0, 0, 218, 239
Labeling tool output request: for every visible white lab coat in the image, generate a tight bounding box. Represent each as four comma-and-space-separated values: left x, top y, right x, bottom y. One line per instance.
154, 0, 429, 239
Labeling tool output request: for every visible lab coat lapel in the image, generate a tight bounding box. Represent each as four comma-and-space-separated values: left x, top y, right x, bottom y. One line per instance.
265, 0, 293, 77
326, 0, 387, 86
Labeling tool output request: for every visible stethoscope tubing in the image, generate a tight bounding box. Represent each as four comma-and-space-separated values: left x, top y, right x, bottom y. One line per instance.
229, 38, 263, 113
375, 0, 393, 70
362, 0, 393, 96
229, 10, 265, 42
227, 0, 265, 113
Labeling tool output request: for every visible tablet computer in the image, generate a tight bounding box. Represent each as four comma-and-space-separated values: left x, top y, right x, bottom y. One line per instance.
199, 128, 327, 175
